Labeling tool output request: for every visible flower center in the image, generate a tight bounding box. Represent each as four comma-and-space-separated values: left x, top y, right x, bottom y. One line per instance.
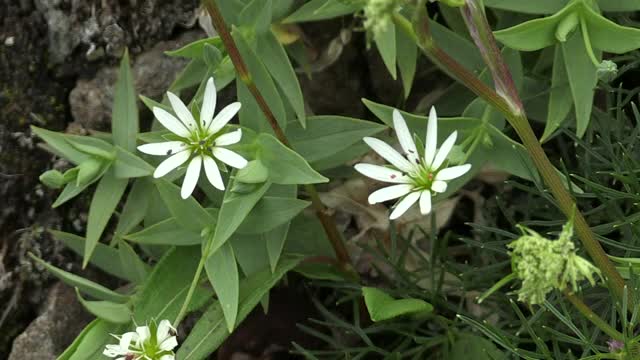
407, 163, 437, 191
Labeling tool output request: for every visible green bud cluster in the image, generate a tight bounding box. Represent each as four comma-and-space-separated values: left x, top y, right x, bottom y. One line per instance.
507, 219, 601, 305
363, 0, 400, 37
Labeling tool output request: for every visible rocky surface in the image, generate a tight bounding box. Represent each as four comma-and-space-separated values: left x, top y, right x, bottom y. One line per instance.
8, 283, 93, 360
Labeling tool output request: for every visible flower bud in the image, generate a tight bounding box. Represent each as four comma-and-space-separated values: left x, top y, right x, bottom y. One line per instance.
39, 170, 66, 189
597, 60, 618, 83
76, 158, 104, 186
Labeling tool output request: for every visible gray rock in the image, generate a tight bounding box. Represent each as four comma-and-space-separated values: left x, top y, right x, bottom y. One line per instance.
8, 283, 92, 360
69, 30, 203, 130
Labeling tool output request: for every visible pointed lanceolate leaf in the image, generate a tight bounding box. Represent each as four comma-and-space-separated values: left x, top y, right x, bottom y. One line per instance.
232, 28, 287, 132
265, 222, 291, 272
283, 0, 363, 23
236, 196, 310, 234
542, 45, 573, 142
598, 0, 640, 11
206, 243, 239, 333
84, 170, 128, 268
484, 0, 567, 14
396, 26, 418, 99
114, 178, 152, 239
239, 0, 272, 34
561, 28, 598, 138
374, 21, 397, 79
257, 134, 328, 185
156, 179, 216, 233
112, 49, 139, 153
30, 254, 128, 303
258, 31, 306, 127
581, 5, 640, 54
362, 287, 433, 322
117, 240, 149, 284
113, 146, 154, 178
209, 180, 271, 254
76, 289, 132, 324
125, 217, 203, 246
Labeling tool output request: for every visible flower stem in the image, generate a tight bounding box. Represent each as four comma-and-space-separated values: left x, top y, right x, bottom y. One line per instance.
563, 289, 623, 341
202, 0, 355, 276
174, 254, 206, 327
396, 1, 626, 301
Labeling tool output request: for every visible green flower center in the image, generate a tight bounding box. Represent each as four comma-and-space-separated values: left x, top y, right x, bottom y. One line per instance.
407, 163, 437, 191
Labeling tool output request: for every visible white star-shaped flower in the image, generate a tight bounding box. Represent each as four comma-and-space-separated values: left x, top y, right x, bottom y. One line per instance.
104, 320, 177, 360
355, 107, 471, 220
138, 77, 248, 199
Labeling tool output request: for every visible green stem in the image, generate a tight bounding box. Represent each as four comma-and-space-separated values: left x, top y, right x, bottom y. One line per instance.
563, 290, 624, 341
201, 0, 355, 275
398, 0, 626, 302
173, 255, 207, 327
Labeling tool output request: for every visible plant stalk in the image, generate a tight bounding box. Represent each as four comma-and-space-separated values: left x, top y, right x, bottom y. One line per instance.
202, 0, 354, 274
397, 1, 626, 300
564, 290, 624, 341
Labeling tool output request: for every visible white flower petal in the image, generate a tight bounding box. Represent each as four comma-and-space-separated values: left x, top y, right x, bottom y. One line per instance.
419, 190, 432, 215
154, 150, 191, 178
119, 332, 136, 350
389, 191, 421, 220
167, 91, 198, 131
212, 147, 248, 169
203, 155, 225, 190
431, 180, 448, 193
156, 320, 174, 343
135, 326, 150, 343
435, 164, 471, 181
431, 131, 457, 170
424, 107, 438, 166
153, 107, 191, 138
159, 355, 175, 360
392, 109, 419, 163
215, 129, 242, 146
354, 163, 411, 184
208, 102, 241, 135
200, 77, 217, 128
363, 137, 415, 172
368, 184, 413, 204
159, 336, 179, 351
181, 156, 202, 199
137, 141, 187, 156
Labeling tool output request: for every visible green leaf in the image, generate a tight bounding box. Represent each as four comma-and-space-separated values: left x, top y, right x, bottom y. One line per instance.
113, 146, 154, 178
31, 126, 92, 165
29, 254, 128, 303
258, 31, 306, 127
288, 115, 387, 163
236, 196, 310, 234
484, 0, 567, 14
396, 26, 418, 98
177, 256, 301, 360
598, 0, 640, 11
493, 3, 578, 51
561, 28, 598, 137
257, 133, 328, 184
58, 319, 126, 360
114, 178, 152, 239
84, 170, 128, 268
209, 180, 271, 254
156, 180, 216, 233
295, 262, 347, 281
450, 334, 507, 360
283, 0, 362, 23
581, 4, 640, 53
169, 58, 208, 94
76, 289, 131, 324
374, 21, 397, 79
165, 37, 223, 59
265, 222, 291, 272
112, 49, 138, 153
362, 287, 433, 322
51, 230, 133, 282
52, 164, 110, 208
542, 45, 573, 142
430, 19, 484, 73
133, 247, 211, 323
239, 0, 272, 33
206, 243, 240, 332
125, 217, 203, 246
231, 233, 271, 276
118, 240, 149, 284
233, 28, 287, 132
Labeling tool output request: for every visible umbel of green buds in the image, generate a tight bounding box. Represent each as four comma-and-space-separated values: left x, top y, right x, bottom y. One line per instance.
363, 0, 400, 37
507, 218, 601, 305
